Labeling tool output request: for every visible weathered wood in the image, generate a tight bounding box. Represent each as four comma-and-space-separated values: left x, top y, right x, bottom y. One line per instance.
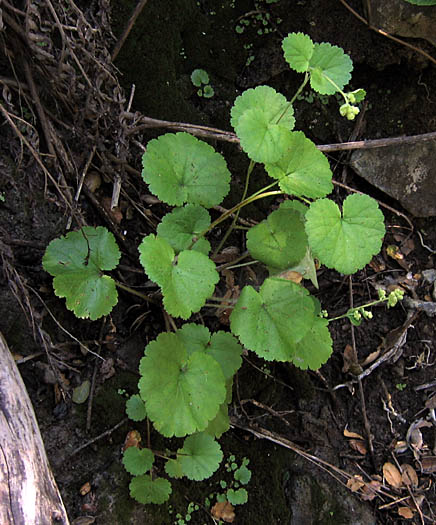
0, 332, 70, 525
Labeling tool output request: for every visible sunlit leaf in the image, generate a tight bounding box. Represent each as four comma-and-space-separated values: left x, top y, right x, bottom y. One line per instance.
177, 433, 223, 481
305, 194, 385, 275
265, 131, 332, 199
142, 132, 230, 207
157, 205, 211, 255
230, 278, 316, 361
42, 226, 120, 320
138, 332, 226, 437
138, 235, 219, 319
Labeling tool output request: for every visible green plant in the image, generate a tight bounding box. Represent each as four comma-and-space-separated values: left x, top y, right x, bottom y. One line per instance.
42, 32, 398, 506
191, 69, 214, 98
396, 383, 407, 391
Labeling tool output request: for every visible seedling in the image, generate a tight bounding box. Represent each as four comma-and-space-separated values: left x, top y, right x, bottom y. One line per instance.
42, 32, 397, 506
191, 69, 214, 98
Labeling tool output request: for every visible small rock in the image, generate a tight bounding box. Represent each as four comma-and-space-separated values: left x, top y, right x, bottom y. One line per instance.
370, 0, 436, 46
350, 140, 436, 217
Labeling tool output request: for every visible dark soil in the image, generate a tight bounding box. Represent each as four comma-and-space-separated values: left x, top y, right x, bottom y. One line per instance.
1, 1, 436, 524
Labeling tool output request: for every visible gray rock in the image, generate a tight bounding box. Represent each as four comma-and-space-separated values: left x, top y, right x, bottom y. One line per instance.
369, 0, 436, 46
350, 140, 436, 217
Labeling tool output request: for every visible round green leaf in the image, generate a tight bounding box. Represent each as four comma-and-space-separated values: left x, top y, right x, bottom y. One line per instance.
157, 205, 211, 255
123, 447, 154, 476
230, 278, 316, 361
203, 85, 215, 98
293, 317, 332, 370
236, 109, 292, 164
126, 394, 147, 422
203, 398, 230, 439
234, 465, 251, 485
230, 86, 295, 131
246, 201, 308, 272
177, 433, 223, 481
176, 323, 211, 356
129, 475, 171, 504
139, 333, 226, 437
175, 324, 242, 381
282, 32, 314, 72
309, 42, 353, 95
165, 458, 184, 479
207, 332, 243, 381
305, 194, 385, 275
138, 235, 219, 319
191, 68, 209, 86
265, 131, 333, 199
42, 226, 120, 320
227, 488, 248, 505
142, 132, 230, 207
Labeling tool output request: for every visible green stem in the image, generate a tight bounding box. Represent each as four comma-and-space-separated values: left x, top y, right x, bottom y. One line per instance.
213, 160, 256, 257
328, 298, 386, 323
276, 72, 309, 124
115, 281, 157, 304
198, 190, 284, 239
225, 260, 259, 271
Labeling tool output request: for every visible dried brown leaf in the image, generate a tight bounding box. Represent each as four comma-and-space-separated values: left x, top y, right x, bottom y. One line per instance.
347, 475, 365, 492
398, 506, 414, 519
421, 456, 436, 474
342, 344, 357, 374
361, 480, 382, 501
277, 270, 303, 284
383, 462, 403, 489
344, 428, 364, 440
79, 481, 91, 496
211, 501, 235, 523
401, 464, 418, 488
123, 430, 141, 451
360, 349, 380, 367
349, 439, 367, 455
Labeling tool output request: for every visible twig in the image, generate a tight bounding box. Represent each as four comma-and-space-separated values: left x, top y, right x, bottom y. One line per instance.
333, 312, 419, 390
125, 111, 436, 154
348, 277, 376, 467
68, 145, 96, 229
230, 416, 396, 500
70, 418, 128, 457
86, 319, 107, 433
0, 104, 80, 222
338, 0, 436, 66
111, 0, 150, 62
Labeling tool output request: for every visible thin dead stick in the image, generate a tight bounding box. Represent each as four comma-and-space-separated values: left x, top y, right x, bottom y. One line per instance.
67, 145, 96, 229
70, 417, 128, 457
112, 0, 149, 62
318, 131, 436, 153
333, 312, 419, 390
86, 319, 106, 433
348, 277, 376, 467
230, 416, 396, 500
125, 111, 436, 153
0, 104, 80, 220
338, 0, 436, 66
